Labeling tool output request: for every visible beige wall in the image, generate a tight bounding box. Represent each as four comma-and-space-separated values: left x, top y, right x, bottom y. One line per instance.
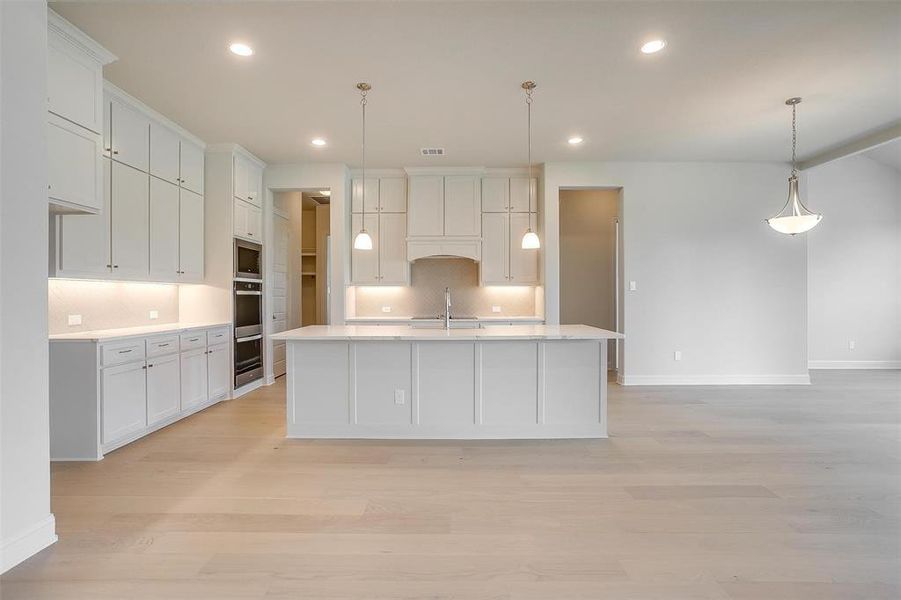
559, 189, 619, 330
353, 258, 537, 318
48, 280, 180, 334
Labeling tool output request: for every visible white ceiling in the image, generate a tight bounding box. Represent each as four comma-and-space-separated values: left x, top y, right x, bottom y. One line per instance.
52, 1, 901, 168
862, 139, 901, 172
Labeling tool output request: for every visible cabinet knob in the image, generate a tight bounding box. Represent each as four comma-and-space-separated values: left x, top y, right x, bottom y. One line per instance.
142, 365, 147, 370
113, 150, 119, 155
113, 265, 119, 269
104, 148, 111, 153
106, 264, 112, 269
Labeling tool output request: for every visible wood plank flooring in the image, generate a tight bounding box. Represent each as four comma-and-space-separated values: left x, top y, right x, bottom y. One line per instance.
2, 370, 899, 599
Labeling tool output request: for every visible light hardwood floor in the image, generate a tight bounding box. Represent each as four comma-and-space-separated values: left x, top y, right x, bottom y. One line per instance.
2, 370, 899, 599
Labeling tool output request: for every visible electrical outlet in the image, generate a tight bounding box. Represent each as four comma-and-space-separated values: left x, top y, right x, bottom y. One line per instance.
849, 340, 855, 351
492, 305, 502, 313
394, 389, 405, 405
382, 306, 392, 313
67, 314, 82, 326
674, 350, 682, 361
629, 281, 637, 291
149, 310, 159, 320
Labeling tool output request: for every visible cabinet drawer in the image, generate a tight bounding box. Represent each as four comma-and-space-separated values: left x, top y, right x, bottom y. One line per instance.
180, 331, 206, 351
206, 327, 230, 347
146, 335, 179, 357
101, 340, 146, 367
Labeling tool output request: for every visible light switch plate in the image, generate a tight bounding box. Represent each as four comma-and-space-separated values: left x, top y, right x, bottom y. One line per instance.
492, 305, 502, 313
849, 340, 855, 351
394, 389, 405, 405
674, 350, 682, 361
149, 310, 159, 320
382, 306, 392, 313
629, 281, 637, 291
67, 314, 82, 326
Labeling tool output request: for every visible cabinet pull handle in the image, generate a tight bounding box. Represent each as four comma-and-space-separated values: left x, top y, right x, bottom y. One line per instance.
113, 150, 119, 155
148, 364, 154, 368
113, 265, 119, 269
142, 365, 147, 369
158, 343, 170, 347
104, 147, 111, 152
118, 349, 133, 354
188, 337, 199, 342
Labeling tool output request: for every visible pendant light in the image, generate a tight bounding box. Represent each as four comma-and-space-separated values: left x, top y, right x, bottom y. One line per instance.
353, 82, 374, 250
766, 97, 822, 235
521, 81, 540, 249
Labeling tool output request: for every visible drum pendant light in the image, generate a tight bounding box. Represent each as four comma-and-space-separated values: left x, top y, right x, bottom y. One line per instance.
521, 81, 540, 249
766, 97, 822, 235
353, 82, 373, 251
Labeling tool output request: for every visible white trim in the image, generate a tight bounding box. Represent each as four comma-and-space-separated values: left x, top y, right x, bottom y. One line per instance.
809, 360, 901, 370
48, 9, 116, 65
348, 168, 407, 178
404, 166, 486, 176
103, 81, 206, 149
484, 167, 532, 178
205, 143, 266, 168
1, 515, 57, 574
619, 374, 811, 386
232, 378, 264, 398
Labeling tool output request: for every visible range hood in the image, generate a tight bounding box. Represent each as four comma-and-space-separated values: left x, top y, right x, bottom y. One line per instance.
407, 238, 481, 263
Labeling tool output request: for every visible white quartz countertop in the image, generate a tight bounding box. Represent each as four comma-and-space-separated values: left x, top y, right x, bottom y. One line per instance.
49, 322, 231, 342
345, 316, 545, 323
272, 324, 622, 341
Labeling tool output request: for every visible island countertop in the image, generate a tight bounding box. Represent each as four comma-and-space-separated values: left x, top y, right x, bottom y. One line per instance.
271, 324, 622, 342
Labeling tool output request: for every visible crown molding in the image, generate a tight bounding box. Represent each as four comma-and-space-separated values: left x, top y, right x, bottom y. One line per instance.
48, 9, 117, 65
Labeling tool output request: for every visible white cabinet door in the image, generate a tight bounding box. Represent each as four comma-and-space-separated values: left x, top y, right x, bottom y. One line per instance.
351, 178, 379, 213
146, 353, 180, 426
179, 139, 204, 195
180, 348, 209, 410
178, 189, 204, 281
351, 213, 380, 284
149, 177, 180, 281
56, 158, 111, 277
109, 96, 150, 171
481, 177, 509, 212
247, 203, 263, 240
207, 344, 230, 401
379, 177, 406, 213
407, 175, 444, 236
509, 177, 538, 213
101, 361, 147, 444
444, 175, 480, 236
47, 37, 104, 134
509, 212, 539, 284
233, 197, 248, 239
48, 114, 103, 213
246, 162, 263, 207
110, 162, 150, 278
379, 212, 408, 285
149, 122, 180, 185
233, 154, 248, 200
480, 212, 509, 285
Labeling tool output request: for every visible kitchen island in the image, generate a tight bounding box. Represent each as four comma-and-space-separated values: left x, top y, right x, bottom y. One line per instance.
272, 324, 623, 439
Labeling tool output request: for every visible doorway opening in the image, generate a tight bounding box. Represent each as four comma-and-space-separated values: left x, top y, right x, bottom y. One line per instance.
559, 188, 623, 374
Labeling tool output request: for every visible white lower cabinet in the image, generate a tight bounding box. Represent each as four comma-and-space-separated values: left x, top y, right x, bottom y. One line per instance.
207, 344, 230, 401
101, 361, 147, 445
49, 325, 232, 461
147, 353, 180, 426
180, 347, 209, 410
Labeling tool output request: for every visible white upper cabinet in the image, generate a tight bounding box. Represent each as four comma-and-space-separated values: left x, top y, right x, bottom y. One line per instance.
378, 213, 409, 284
179, 140, 204, 195
480, 213, 509, 285
443, 175, 481, 236
234, 154, 262, 207
481, 177, 509, 213
110, 162, 150, 278
149, 177, 180, 280
508, 212, 539, 284
149, 122, 180, 185
407, 175, 445, 237
178, 189, 204, 280
509, 177, 538, 213
379, 178, 407, 212
108, 96, 150, 171
351, 213, 380, 284
53, 158, 112, 278
351, 178, 379, 213
234, 198, 262, 242
48, 114, 104, 213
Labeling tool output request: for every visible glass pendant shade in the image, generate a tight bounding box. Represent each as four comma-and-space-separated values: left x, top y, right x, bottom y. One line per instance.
766, 175, 822, 235
353, 229, 373, 250
521, 229, 541, 249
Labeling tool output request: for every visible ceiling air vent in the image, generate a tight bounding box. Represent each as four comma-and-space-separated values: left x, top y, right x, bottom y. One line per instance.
420, 148, 445, 157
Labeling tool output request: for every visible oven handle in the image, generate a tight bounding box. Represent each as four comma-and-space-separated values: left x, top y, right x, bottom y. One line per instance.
235, 334, 263, 343
235, 290, 262, 296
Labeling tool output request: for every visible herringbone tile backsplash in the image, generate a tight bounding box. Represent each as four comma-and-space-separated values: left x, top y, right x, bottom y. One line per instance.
353, 258, 538, 318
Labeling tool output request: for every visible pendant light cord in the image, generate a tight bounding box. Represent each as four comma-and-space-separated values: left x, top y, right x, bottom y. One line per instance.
526, 85, 533, 230
790, 101, 797, 178
360, 87, 368, 218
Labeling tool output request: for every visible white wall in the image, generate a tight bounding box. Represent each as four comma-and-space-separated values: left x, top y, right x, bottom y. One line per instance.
543, 162, 809, 385
806, 154, 900, 368
0, 0, 57, 572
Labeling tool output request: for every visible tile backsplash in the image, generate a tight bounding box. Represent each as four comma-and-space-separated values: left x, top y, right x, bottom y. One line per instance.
49, 279, 179, 334
352, 258, 538, 318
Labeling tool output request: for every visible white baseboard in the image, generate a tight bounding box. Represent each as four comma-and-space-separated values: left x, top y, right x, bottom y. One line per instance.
1, 514, 56, 574
619, 374, 811, 386
809, 360, 901, 370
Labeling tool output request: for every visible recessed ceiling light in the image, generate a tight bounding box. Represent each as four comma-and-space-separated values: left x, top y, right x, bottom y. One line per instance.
641, 39, 666, 54
319, 190, 331, 196
311, 138, 327, 147
568, 136, 584, 145
229, 42, 253, 57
